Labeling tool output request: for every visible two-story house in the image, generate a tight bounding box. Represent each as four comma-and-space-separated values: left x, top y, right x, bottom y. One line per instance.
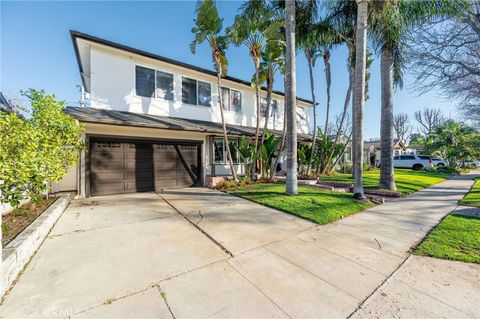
55, 31, 313, 197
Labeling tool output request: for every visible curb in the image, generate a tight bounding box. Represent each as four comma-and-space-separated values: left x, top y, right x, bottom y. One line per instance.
1, 195, 70, 300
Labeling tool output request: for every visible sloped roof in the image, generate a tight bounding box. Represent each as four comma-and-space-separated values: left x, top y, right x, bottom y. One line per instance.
65, 106, 312, 141
364, 139, 406, 151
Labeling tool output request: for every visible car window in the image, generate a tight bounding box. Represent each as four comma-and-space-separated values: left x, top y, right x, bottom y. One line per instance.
418, 155, 430, 160
404, 155, 415, 160
394, 156, 400, 160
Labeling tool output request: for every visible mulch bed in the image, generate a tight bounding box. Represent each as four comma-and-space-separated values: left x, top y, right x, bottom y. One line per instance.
2, 197, 56, 248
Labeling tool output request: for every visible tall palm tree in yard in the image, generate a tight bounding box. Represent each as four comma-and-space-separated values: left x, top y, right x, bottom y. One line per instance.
285, 0, 297, 195
352, 0, 369, 200
370, 0, 467, 191
191, 0, 238, 182
227, 2, 270, 153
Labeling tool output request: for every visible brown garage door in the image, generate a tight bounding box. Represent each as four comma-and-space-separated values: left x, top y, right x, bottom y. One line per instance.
90, 139, 200, 196
90, 140, 154, 196
153, 144, 200, 191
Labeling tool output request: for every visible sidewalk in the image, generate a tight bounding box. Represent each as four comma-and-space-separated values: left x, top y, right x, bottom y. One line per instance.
1, 173, 477, 318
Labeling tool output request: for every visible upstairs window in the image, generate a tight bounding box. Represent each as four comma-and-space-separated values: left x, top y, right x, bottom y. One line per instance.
156, 71, 174, 100
135, 66, 174, 100
221, 87, 242, 112
135, 66, 155, 98
260, 97, 278, 117
198, 81, 211, 106
182, 77, 211, 106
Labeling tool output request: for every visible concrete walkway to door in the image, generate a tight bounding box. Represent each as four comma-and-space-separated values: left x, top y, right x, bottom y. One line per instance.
1, 173, 478, 318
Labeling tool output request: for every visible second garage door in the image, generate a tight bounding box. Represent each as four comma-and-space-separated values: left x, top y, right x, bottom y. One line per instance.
90, 139, 200, 196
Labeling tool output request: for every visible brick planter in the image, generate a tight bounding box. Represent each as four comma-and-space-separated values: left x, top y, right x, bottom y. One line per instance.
1, 195, 70, 299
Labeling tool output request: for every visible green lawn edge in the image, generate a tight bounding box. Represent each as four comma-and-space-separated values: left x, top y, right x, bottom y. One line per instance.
414, 214, 480, 264
460, 177, 480, 207
226, 182, 373, 225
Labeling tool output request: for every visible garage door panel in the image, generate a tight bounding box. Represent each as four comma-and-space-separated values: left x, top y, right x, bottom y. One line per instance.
91, 140, 200, 196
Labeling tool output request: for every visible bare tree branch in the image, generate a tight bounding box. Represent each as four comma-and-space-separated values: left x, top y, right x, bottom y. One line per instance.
414, 108, 445, 136
393, 113, 411, 143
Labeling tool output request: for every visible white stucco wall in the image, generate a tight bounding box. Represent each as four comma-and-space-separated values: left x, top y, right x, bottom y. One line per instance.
87, 43, 312, 134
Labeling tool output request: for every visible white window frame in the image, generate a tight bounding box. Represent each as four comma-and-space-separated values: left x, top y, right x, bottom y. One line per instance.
220, 87, 242, 113
213, 137, 240, 164
134, 63, 175, 101
181, 76, 212, 107
260, 97, 278, 118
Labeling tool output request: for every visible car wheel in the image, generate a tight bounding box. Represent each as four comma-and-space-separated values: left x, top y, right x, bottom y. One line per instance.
437, 163, 445, 167
412, 164, 423, 171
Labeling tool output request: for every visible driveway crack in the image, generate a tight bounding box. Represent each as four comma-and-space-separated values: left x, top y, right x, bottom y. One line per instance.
156, 193, 234, 258
156, 284, 176, 319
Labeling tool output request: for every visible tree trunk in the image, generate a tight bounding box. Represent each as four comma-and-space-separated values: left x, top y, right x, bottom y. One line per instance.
252, 59, 261, 180
285, 0, 298, 195
305, 51, 317, 176
216, 66, 238, 182
261, 66, 274, 144
323, 66, 354, 174
331, 132, 352, 170
378, 48, 397, 190
352, 0, 368, 200
270, 74, 288, 179
323, 48, 332, 136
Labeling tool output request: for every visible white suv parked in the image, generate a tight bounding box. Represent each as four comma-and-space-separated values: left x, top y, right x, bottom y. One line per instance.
432, 158, 448, 167
393, 155, 433, 170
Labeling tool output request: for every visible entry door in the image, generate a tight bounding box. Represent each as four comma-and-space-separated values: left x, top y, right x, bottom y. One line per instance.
153, 144, 200, 190
90, 140, 154, 196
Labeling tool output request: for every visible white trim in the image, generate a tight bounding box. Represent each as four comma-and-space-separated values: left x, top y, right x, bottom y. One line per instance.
134, 63, 175, 102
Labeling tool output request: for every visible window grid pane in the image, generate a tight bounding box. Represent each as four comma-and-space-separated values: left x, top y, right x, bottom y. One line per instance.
156, 71, 174, 100
213, 139, 224, 164
198, 81, 211, 107
221, 87, 230, 111
136, 66, 155, 98
231, 90, 241, 113
182, 77, 197, 105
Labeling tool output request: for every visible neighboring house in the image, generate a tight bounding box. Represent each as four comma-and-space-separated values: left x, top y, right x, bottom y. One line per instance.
55, 31, 313, 197
405, 145, 425, 155
364, 139, 407, 165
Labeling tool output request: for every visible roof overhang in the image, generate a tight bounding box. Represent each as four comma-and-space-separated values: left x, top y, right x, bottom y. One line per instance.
65, 106, 313, 142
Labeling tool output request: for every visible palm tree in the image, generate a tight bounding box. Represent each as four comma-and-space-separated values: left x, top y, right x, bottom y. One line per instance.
191, 0, 238, 182
370, 0, 466, 190
228, 3, 269, 158
352, 0, 369, 200
285, 0, 297, 195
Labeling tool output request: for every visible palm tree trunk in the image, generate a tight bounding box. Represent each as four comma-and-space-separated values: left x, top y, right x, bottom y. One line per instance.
270, 74, 288, 180
323, 48, 331, 135
378, 47, 396, 190
252, 59, 261, 180
352, 0, 368, 200
305, 51, 317, 176
331, 132, 352, 170
216, 68, 238, 182
323, 66, 354, 174
261, 67, 274, 144
285, 0, 297, 195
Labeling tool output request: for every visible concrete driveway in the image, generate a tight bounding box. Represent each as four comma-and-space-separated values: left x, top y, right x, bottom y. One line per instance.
1, 174, 478, 318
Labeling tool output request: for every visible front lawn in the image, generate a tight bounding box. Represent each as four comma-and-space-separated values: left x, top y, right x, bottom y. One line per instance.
227, 182, 373, 224
460, 177, 480, 207
319, 169, 451, 195
415, 214, 480, 264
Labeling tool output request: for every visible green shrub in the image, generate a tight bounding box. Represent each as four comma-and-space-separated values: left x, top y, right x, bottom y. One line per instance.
0, 89, 84, 207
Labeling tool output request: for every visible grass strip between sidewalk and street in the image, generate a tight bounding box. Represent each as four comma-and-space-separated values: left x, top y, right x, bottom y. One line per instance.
227, 182, 373, 225
460, 177, 480, 207
415, 214, 480, 264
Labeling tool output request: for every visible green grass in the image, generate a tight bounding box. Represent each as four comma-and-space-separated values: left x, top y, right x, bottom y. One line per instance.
319, 169, 451, 195
460, 177, 480, 207
227, 182, 373, 225
415, 214, 480, 264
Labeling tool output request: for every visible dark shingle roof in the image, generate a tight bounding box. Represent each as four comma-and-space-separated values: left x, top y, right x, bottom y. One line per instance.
65, 107, 312, 141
